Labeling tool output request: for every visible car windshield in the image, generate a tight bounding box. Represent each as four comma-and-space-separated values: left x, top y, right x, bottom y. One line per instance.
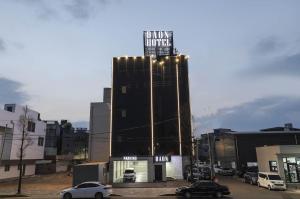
268, 175, 281, 180
248, 172, 258, 177
124, 170, 134, 174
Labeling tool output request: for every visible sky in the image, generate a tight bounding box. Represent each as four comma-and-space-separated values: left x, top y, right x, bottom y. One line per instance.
1, 0, 300, 135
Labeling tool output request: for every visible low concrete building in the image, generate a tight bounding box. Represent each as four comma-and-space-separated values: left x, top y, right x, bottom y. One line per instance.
256, 145, 300, 183
0, 104, 46, 181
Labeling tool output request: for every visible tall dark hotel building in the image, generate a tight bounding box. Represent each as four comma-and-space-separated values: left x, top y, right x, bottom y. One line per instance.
109, 31, 192, 183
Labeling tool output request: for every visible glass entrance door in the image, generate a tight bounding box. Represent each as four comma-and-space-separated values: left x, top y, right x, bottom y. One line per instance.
287, 163, 299, 183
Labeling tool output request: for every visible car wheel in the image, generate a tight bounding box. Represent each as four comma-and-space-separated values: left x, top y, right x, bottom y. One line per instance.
95, 192, 103, 199
63, 193, 72, 199
184, 191, 192, 198
257, 182, 260, 187
215, 192, 223, 198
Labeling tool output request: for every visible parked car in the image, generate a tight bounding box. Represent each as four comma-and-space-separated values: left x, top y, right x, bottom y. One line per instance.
257, 172, 286, 190
243, 172, 258, 185
237, 166, 258, 178
219, 168, 235, 176
176, 180, 230, 198
187, 167, 201, 182
199, 167, 212, 180
213, 165, 223, 174
60, 182, 111, 199
123, 168, 136, 182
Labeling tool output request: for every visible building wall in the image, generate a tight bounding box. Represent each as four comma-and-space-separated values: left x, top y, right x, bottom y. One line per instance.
89, 102, 110, 162
111, 55, 192, 157
0, 104, 46, 180
111, 56, 152, 156
256, 146, 280, 173
0, 164, 35, 180
0, 104, 46, 161
236, 133, 299, 168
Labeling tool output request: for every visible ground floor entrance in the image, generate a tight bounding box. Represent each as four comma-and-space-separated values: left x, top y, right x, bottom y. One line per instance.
283, 157, 300, 183
154, 165, 163, 181
109, 156, 188, 183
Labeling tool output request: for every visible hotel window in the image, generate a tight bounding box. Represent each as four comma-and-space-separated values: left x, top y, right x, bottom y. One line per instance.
27, 121, 36, 132
121, 86, 127, 94
121, 110, 127, 118
4, 165, 10, 172
269, 161, 278, 172
38, 137, 44, 146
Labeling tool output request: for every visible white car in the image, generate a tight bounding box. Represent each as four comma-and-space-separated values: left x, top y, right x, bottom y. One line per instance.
257, 172, 286, 190
123, 168, 136, 182
60, 182, 112, 199
213, 165, 223, 174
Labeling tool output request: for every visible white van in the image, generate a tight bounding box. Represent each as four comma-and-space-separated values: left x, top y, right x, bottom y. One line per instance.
257, 172, 286, 190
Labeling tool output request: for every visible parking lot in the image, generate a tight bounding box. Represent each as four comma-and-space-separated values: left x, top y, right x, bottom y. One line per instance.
0, 173, 299, 198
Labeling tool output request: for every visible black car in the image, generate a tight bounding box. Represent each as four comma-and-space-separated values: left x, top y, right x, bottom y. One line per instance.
243, 172, 258, 185
176, 181, 230, 198
237, 166, 258, 178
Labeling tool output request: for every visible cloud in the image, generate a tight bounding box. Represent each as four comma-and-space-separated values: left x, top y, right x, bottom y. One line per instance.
258, 53, 300, 76
0, 77, 29, 105
13, 0, 109, 21
0, 38, 6, 52
63, 0, 108, 20
64, 0, 92, 20
244, 37, 300, 77
195, 96, 300, 134
252, 36, 282, 55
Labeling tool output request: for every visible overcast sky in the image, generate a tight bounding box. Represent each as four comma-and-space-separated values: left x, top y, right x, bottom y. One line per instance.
1, 0, 300, 135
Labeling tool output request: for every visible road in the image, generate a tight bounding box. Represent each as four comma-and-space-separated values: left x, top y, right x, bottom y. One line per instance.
110, 176, 299, 199
0, 175, 299, 198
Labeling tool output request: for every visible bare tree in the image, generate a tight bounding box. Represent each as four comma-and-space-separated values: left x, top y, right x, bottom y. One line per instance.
16, 106, 34, 195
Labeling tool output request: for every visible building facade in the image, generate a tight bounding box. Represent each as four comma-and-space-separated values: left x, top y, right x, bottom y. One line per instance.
0, 104, 46, 180
89, 88, 111, 162
109, 54, 192, 183
256, 145, 300, 183
199, 124, 300, 170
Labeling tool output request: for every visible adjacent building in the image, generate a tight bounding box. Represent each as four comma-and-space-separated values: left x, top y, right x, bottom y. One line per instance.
256, 145, 300, 183
89, 88, 111, 162
0, 104, 46, 180
198, 124, 300, 171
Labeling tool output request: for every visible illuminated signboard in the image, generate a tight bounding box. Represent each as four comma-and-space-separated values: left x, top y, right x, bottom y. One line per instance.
153, 155, 171, 163
143, 31, 174, 57
123, 156, 137, 161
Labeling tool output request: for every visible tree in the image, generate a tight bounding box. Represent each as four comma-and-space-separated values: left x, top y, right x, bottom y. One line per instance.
16, 106, 34, 195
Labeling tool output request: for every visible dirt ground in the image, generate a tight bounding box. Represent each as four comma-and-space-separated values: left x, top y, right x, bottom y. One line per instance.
0, 172, 72, 196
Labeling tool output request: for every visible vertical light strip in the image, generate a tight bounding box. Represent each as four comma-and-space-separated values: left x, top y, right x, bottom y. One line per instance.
176, 58, 182, 156
109, 58, 114, 157
150, 57, 154, 156
186, 57, 194, 156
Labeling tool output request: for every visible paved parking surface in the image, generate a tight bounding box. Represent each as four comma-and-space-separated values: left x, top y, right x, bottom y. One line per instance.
0, 174, 299, 198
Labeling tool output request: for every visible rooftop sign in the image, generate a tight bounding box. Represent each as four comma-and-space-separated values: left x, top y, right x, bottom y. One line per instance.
143, 31, 174, 57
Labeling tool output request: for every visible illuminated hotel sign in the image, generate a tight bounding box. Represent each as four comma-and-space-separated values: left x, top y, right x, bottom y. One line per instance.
123, 156, 137, 161
154, 155, 171, 163
144, 31, 174, 57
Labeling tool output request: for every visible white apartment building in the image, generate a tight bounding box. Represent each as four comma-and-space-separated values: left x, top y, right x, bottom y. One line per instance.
0, 104, 46, 180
